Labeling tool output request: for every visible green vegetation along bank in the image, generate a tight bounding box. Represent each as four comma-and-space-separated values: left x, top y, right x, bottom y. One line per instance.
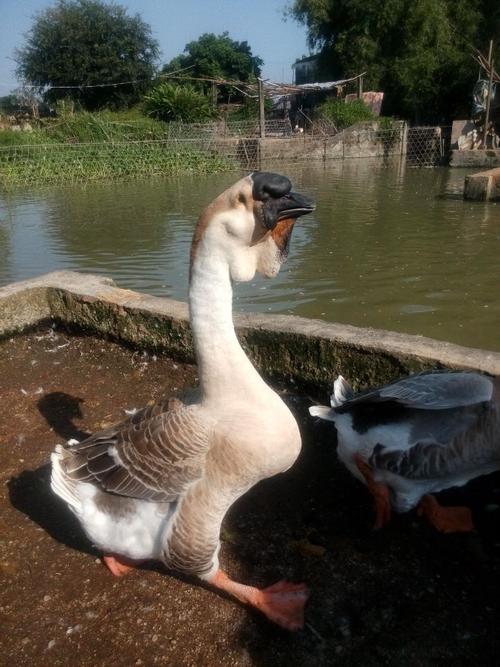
0, 112, 232, 186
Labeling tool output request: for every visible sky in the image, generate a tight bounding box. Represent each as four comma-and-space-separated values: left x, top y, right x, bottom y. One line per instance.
0, 0, 311, 94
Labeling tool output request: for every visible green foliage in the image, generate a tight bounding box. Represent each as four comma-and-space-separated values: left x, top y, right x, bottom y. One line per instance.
0, 128, 52, 146
290, 0, 498, 123
143, 83, 216, 123
0, 142, 230, 186
318, 98, 375, 128
0, 109, 234, 185
15, 0, 159, 111
162, 32, 263, 103
0, 95, 19, 115
43, 110, 170, 141
0, 110, 172, 146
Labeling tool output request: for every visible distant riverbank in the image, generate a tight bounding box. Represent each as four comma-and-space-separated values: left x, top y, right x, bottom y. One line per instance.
0, 111, 233, 186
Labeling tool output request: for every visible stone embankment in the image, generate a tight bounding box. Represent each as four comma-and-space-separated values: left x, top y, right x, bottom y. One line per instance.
1, 271, 499, 396
464, 166, 500, 201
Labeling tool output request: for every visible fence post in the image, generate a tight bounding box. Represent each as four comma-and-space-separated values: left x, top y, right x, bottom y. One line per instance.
357, 75, 363, 99
400, 121, 408, 157
258, 78, 265, 139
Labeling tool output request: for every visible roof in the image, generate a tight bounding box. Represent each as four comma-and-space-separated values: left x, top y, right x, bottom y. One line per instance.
295, 76, 365, 91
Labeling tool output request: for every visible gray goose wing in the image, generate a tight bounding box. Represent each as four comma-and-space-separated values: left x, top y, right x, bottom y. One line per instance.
61, 398, 212, 502
337, 371, 493, 412
369, 402, 500, 480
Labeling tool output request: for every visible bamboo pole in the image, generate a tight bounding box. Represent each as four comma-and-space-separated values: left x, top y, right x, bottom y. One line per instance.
258, 78, 265, 139
483, 40, 494, 148
357, 74, 364, 99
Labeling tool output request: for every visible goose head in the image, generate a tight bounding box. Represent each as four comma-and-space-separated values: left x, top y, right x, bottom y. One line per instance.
190, 172, 315, 282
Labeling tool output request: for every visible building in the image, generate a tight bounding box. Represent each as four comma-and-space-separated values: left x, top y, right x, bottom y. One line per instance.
292, 55, 319, 85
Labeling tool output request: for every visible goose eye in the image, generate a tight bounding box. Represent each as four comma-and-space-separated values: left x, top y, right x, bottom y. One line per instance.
238, 193, 247, 206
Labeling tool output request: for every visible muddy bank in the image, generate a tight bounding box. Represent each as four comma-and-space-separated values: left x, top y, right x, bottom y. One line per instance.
1, 328, 499, 666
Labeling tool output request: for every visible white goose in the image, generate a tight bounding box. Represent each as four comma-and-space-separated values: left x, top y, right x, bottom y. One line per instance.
310, 371, 500, 532
51, 172, 315, 630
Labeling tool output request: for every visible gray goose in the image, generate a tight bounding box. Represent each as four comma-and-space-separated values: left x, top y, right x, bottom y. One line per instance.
51, 172, 315, 630
310, 371, 500, 531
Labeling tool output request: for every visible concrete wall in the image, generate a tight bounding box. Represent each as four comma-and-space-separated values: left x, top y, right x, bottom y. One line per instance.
1, 272, 499, 396
213, 123, 404, 167
260, 125, 404, 162
450, 149, 500, 168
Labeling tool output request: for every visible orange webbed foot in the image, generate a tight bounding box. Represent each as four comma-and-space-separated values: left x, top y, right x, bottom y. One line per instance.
102, 554, 142, 576
354, 453, 392, 530
418, 495, 475, 533
252, 580, 309, 631
209, 570, 309, 631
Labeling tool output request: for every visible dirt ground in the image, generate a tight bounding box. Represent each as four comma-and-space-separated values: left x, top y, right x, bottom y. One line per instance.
1, 327, 499, 667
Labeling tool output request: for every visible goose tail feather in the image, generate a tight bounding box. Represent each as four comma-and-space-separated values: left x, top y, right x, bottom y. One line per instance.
309, 405, 337, 421
51, 445, 82, 516
330, 375, 354, 408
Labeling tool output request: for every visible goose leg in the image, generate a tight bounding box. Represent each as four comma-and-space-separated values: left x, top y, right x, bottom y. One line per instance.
208, 569, 309, 631
417, 495, 474, 533
354, 454, 392, 529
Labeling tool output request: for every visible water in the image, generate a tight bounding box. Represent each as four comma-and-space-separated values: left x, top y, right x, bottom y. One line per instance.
1, 160, 499, 351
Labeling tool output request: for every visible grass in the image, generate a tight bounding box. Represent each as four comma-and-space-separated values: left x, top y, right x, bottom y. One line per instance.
0, 142, 231, 186
0, 110, 234, 185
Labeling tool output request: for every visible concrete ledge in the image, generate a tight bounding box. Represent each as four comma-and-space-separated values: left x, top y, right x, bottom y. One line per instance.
1, 271, 499, 394
451, 149, 500, 168
464, 167, 500, 201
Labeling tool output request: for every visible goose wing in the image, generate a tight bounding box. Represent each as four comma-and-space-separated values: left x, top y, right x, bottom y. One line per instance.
336, 371, 493, 412
369, 402, 500, 480
60, 398, 213, 502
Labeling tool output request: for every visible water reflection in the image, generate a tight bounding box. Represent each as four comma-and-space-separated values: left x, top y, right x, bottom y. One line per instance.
1, 161, 499, 351
0, 220, 11, 280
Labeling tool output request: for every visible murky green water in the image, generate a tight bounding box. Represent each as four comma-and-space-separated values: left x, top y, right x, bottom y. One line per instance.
1, 160, 499, 351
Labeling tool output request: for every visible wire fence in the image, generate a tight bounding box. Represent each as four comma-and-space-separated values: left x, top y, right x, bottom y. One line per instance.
0, 119, 451, 186
0, 140, 232, 185
406, 126, 451, 167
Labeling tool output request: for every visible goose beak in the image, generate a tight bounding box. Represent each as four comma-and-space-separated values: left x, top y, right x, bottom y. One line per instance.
276, 191, 315, 221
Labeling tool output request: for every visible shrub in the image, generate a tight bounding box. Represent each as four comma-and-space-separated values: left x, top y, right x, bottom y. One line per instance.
318, 98, 375, 129
143, 83, 216, 123
43, 110, 169, 142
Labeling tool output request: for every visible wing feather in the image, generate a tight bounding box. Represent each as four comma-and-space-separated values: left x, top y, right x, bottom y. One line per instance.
60, 399, 212, 503
370, 403, 500, 479
337, 371, 493, 412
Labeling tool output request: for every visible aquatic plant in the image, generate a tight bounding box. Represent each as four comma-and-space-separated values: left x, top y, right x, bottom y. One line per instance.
0, 141, 231, 186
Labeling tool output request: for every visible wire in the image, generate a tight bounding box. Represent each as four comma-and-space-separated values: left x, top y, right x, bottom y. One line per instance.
0, 64, 196, 92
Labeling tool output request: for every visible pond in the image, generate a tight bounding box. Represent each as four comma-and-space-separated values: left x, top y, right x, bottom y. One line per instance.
1, 159, 499, 352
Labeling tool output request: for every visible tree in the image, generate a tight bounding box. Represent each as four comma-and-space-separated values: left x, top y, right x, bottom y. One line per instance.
162, 32, 263, 103
15, 0, 159, 110
0, 94, 19, 115
290, 0, 496, 123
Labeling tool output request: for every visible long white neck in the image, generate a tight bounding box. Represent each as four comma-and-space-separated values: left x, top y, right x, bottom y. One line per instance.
189, 251, 269, 404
